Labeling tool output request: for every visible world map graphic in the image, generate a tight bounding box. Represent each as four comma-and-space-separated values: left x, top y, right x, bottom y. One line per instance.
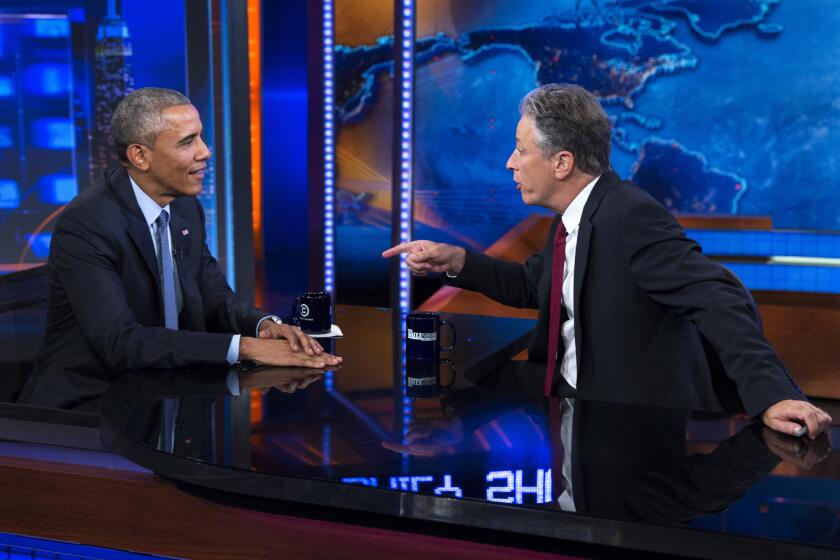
334, 0, 839, 255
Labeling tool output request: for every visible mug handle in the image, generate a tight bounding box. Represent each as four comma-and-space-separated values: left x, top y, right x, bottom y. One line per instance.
291, 297, 302, 326
439, 320, 457, 352
439, 359, 456, 388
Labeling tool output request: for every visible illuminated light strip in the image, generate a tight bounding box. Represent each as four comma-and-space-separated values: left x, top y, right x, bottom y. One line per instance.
323, 0, 335, 297
397, 0, 415, 436
769, 256, 840, 267
323, 0, 335, 393
220, 0, 235, 289
247, 0, 263, 306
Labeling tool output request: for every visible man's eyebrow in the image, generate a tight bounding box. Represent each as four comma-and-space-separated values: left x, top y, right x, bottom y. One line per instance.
176, 133, 197, 145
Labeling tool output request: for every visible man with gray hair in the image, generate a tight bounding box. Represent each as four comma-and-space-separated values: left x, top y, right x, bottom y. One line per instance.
383, 83, 831, 438
20, 87, 340, 409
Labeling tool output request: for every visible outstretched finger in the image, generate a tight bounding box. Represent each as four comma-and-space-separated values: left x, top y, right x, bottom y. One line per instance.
382, 241, 418, 258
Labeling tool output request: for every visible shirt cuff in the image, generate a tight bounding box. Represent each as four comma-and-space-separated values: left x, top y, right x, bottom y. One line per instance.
445, 270, 459, 278
226, 334, 241, 365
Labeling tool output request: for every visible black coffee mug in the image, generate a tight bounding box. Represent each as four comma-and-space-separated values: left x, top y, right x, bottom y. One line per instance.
292, 291, 332, 334
406, 312, 456, 360
406, 357, 455, 399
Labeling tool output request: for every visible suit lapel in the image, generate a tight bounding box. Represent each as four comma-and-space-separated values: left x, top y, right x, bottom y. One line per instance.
110, 168, 161, 292
169, 200, 203, 330
168, 204, 193, 262
573, 172, 619, 375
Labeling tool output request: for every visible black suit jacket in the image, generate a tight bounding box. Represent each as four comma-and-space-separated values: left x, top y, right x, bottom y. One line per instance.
19, 167, 267, 409
446, 172, 803, 417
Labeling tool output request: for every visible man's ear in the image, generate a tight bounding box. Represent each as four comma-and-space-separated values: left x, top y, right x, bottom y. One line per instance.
553, 150, 574, 181
125, 144, 150, 171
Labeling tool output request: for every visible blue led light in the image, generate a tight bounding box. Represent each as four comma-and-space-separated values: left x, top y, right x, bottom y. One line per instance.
0, 179, 21, 209
29, 18, 70, 38
0, 76, 14, 97
27, 233, 53, 258
32, 118, 75, 150
24, 63, 71, 96
0, 126, 12, 148
37, 173, 77, 204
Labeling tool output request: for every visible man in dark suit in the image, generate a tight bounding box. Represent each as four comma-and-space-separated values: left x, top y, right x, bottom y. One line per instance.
19, 88, 340, 409
383, 83, 830, 437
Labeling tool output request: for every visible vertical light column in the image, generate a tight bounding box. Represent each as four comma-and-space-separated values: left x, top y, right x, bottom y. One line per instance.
391, 0, 415, 443
396, 1, 414, 316
322, 0, 335, 298
322, 0, 336, 395
247, 0, 263, 307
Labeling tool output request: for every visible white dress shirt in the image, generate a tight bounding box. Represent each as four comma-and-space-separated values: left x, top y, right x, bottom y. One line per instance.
558, 175, 599, 390
129, 177, 240, 364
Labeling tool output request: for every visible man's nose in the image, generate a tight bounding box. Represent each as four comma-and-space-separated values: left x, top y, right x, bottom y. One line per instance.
506, 151, 516, 171
197, 137, 211, 160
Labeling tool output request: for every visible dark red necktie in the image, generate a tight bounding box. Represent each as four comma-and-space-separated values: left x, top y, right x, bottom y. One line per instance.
544, 221, 567, 396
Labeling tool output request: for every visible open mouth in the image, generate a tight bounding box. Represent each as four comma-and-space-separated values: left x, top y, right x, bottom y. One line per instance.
188, 167, 206, 177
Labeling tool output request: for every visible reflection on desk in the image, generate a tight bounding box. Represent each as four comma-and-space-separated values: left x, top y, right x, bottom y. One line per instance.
99, 358, 839, 559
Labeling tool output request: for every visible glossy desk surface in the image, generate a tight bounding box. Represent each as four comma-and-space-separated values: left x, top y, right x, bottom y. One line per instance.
89, 306, 840, 559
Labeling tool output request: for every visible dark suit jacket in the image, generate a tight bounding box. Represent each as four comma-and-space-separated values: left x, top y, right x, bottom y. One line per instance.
446, 172, 803, 418
18, 167, 267, 409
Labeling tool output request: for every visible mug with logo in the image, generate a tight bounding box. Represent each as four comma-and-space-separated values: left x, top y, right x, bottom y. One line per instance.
292, 291, 332, 334
406, 357, 455, 399
406, 311, 456, 360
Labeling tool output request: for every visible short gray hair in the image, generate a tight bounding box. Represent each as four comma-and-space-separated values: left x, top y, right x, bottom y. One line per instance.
519, 84, 611, 175
111, 87, 192, 164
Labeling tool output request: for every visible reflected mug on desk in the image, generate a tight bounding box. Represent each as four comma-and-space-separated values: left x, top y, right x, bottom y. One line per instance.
406, 357, 455, 399
406, 312, 456, 360
292, 291, 332, 334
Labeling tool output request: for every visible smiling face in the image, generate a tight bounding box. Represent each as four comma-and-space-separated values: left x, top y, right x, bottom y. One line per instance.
506, 116, 560, 209
130, 104, 210, 205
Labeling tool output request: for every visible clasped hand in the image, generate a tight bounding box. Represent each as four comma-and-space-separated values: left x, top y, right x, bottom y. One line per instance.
237, 322, 342, 369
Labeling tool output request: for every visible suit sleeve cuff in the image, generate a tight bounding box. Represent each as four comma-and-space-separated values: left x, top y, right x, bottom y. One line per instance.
226, 334, 241, 365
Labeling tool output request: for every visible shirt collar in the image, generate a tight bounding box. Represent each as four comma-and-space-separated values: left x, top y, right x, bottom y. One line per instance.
129, 175, 171, 228
561, 175, 600, 233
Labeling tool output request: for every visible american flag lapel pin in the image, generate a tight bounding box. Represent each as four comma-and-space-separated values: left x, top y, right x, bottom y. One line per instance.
181, 228, 189, 236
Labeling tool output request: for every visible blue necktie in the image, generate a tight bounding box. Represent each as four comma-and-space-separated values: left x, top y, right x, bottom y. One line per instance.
155, 209, 178, 330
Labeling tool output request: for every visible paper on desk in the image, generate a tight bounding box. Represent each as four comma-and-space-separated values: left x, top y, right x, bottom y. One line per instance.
309, 324, 343, 338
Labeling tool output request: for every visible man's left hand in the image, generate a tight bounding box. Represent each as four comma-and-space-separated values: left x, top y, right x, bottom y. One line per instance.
761, 399, 832, 439
258, 321, 324, 356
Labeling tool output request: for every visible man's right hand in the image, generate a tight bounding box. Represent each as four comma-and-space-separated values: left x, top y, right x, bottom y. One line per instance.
239, 337, 342, 368
381, 240, 466, 277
